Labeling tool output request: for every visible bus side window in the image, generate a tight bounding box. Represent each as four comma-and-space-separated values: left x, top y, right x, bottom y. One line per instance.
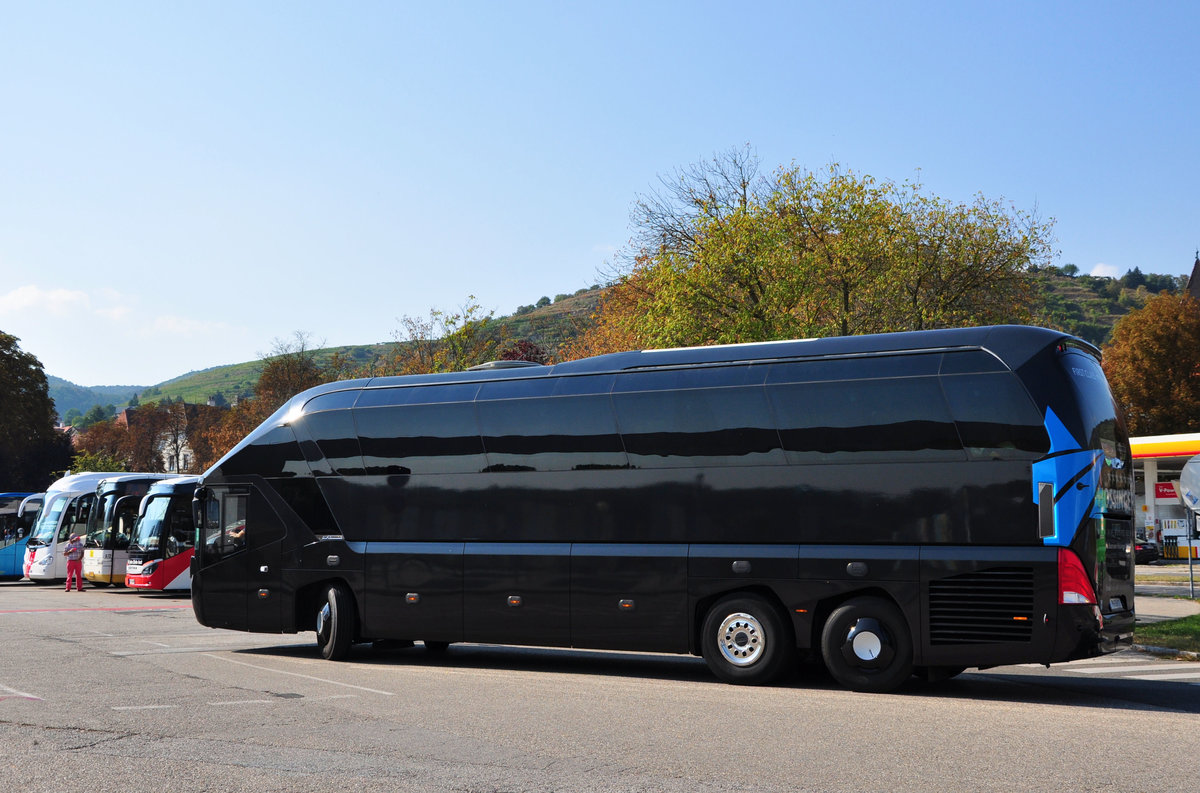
942, 373, 1050, 460
217, 493, 247, 555
171, 510, 194, 551
116, 506, 137, 548
58, 501, 77, 543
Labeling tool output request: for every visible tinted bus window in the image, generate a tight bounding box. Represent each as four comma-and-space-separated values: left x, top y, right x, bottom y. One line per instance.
204, 492, 246, 560
615, 364, 766, 392
766, 353, 942, 384
356, 402, 485, 475
941, 373, 1049, 460
476, 378, 557, 400
767, 377, 962, 464
613, 378, 784, 468
216, 426, 309, 478
939, 350, 1006, 374
357, 383, 481, 407
551, 374, 615, 396
297, 411, 364, 476
478, 393, 626, 472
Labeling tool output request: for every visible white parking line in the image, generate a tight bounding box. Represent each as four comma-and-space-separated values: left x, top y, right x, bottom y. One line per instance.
112, 704, 176, 710
0, 683, 41, 700
113, 647, 237, 656
202, 654, 396, 696
1125, 673, 1200, 683
1075, 663, 1200, 674
208, 699, 274, 706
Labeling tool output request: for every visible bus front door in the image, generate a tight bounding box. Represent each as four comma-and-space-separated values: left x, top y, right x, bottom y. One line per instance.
194, 487, 285, 633
195, 489, 248, 630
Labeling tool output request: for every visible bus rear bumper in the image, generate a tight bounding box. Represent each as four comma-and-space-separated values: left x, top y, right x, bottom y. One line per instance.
1053, 604, 1135, 663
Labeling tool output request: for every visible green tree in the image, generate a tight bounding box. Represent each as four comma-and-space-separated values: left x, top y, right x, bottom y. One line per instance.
580, 151, 1052, 353
381, 297, 505, 375
1103, 292, 1200, 435
70, 449, 129, 473
0, 331, 72, 488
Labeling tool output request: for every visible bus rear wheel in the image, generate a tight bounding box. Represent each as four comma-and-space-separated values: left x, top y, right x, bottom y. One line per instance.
820, 596, 913, 693
315, 583, 355, 661
701, 594, 794, 685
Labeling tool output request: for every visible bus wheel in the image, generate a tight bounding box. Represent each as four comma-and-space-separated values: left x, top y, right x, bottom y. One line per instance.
820, 597, 913, 693
701, 594, 793, 685
315, 583, 355, 661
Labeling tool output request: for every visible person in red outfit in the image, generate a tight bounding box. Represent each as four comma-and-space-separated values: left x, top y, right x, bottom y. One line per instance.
63, 533, 85, 592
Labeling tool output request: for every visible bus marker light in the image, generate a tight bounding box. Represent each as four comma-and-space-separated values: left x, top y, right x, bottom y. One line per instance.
257, 589, 269, 599
405, 593, 420, 604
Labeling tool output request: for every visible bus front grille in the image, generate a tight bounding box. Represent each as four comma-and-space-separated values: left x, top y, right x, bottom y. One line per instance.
928, 567, 1035, 645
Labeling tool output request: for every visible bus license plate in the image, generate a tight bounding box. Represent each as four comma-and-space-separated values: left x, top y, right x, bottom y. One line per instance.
1109, 597, 1123, 611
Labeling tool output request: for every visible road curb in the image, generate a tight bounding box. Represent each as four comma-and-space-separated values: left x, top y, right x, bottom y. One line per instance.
1131, 643, 1200, 661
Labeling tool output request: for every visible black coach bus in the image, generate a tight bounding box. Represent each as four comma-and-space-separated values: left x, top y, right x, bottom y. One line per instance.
190, 325, 1133, 692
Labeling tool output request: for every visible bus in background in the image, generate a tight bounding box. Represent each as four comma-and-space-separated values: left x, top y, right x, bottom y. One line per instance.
0, 492, 39, 578
26, 473, 121, 582
83, 474, 172, 586
190, 325, 1134, 692
126, 477, 199, 591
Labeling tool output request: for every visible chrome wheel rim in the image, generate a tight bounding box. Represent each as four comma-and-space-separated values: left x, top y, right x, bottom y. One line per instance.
317, 601, 331, 641
717, 611, 766, 667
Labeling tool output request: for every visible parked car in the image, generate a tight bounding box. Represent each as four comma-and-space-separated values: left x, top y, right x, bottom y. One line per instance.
1134, 541, 1160, 564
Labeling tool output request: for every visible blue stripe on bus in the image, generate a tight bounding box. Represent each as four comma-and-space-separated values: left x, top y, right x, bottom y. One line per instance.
1033, 407, 1102, 547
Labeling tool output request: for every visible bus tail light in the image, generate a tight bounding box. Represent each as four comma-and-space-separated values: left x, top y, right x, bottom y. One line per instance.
1058, 548, 1097, 605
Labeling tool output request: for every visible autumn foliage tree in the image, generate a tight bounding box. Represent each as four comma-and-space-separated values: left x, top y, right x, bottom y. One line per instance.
1103, 292, 1200, 435
572, 148, 1053, 356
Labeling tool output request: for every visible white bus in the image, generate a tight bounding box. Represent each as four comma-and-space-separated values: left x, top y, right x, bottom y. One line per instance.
26, 473, 122, 582
83, 474, 171, 586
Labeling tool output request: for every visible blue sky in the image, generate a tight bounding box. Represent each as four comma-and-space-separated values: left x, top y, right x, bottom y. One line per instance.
1, 2, 1197, 386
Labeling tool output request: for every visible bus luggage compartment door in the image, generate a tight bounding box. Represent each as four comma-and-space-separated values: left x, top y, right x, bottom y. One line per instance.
463, 543, 570, 646
570, 544, 688, 653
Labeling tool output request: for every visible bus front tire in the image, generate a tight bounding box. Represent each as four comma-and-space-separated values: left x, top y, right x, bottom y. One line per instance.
316, 583, 355, 661
700, 594, 794, 685
820, 597, 913, 693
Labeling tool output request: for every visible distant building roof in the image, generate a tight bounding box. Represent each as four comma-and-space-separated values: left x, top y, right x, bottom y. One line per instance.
1187, 251, 1200, 301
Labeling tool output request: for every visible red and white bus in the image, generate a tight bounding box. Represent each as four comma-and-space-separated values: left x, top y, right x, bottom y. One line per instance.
125, 477, 199, 591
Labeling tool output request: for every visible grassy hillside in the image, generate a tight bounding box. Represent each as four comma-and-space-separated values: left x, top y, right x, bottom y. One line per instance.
131, 289, 603, 406
52, 270, 1185, 418
1030, 267, 1185, 347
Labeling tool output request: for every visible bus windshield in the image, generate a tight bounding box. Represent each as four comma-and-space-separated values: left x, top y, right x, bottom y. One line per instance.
86, 492, 140, 550
30, 494, 69, 545
131, 496, 171, 551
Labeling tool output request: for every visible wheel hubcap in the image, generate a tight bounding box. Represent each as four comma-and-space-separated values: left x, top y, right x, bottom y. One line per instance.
717, 612, 767, 667
841, 617, 894, 669
317, 601, 331, 640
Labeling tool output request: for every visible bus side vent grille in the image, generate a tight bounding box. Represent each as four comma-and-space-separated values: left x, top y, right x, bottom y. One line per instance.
928, 567, 1035, 645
